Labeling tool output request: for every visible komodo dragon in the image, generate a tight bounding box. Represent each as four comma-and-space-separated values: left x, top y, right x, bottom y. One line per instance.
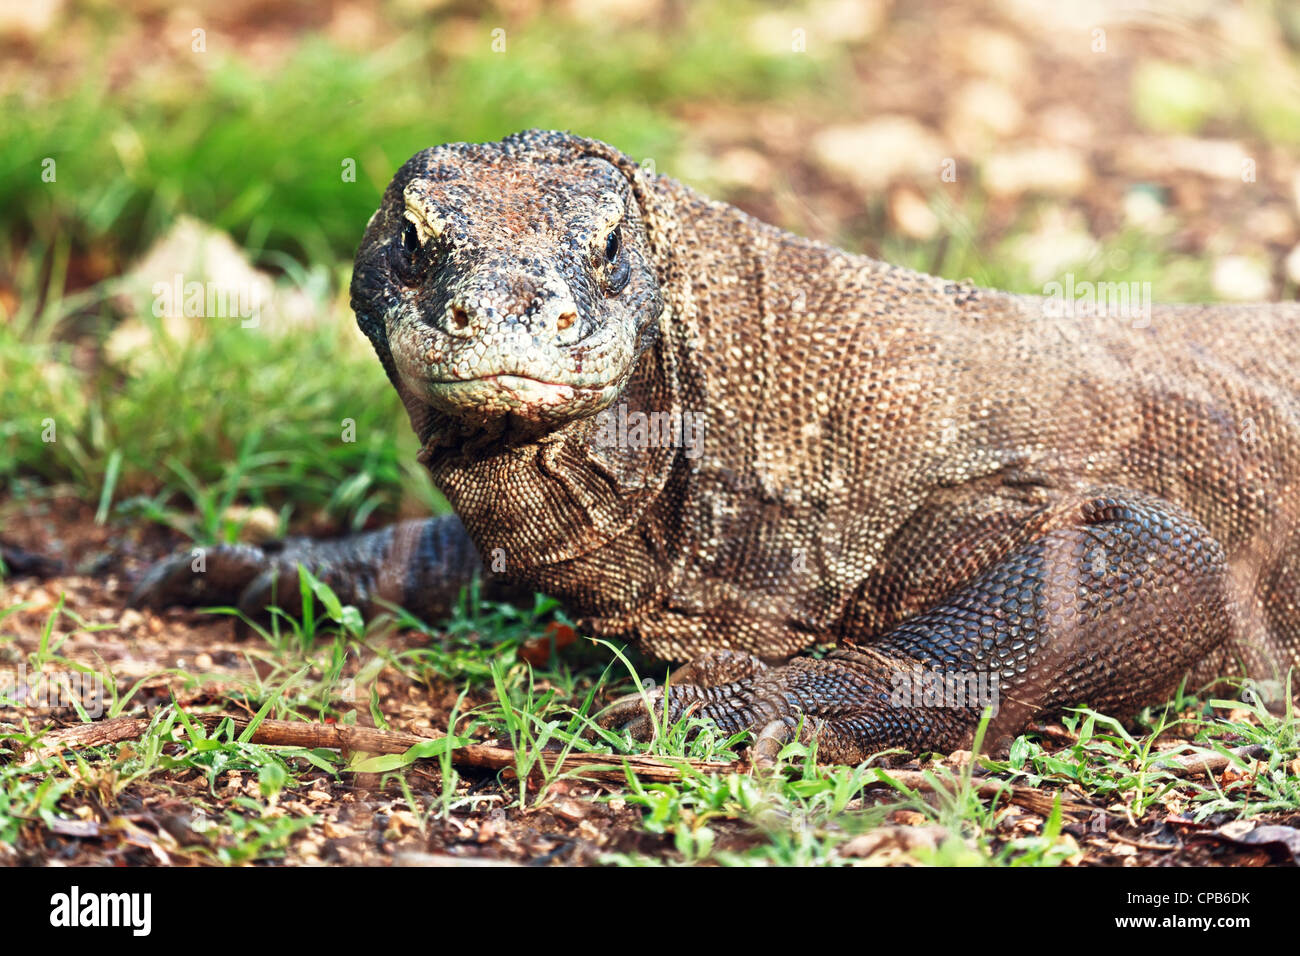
133, 129, 1300, 763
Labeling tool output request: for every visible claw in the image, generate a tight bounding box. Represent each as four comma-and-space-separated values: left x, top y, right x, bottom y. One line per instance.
597, 684, 667, 739
752, 718, 798, 768
665, 650, 768, 686
603, 684, 665, 716
597, 652, 871, 765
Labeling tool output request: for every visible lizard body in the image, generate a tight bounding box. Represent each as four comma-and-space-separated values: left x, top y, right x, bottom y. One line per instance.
134, 130, 1300, 761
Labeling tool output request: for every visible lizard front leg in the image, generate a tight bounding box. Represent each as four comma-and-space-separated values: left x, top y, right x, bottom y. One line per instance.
129, 514, 507, 622
602, 491, 1238, 763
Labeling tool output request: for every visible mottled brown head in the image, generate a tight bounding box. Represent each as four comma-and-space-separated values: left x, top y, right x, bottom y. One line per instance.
351, 130, 665, 449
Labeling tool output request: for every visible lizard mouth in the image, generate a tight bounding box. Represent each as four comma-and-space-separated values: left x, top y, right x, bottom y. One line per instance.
423, 372, 623, 423
432, 373, 585, 403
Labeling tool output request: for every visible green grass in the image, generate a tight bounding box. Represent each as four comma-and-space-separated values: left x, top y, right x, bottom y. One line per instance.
0, 0, 834, 528
983, 679, 1300, 824
7, 578, 1293, 866
0, 274, 433, 536
1, 3, 830, 267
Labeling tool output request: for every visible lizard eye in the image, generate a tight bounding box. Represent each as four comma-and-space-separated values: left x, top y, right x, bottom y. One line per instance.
402, 221, 421, 255
392, 220, 427, 285
602, 226, 630, 295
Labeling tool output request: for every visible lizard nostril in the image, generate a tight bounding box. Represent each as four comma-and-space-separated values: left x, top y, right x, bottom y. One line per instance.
450, 305, 470, 331
556, 311, 576, 332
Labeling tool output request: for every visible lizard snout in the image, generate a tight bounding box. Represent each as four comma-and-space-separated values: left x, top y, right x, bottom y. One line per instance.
441, 270, 585, 347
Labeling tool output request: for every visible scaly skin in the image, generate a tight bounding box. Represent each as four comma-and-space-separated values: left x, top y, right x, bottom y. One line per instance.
134, 130, 1300, 762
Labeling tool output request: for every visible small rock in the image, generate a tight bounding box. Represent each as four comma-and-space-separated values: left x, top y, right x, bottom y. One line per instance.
322, 820, 350, 840
1212, 255, 1272, 301
946, 749, 974, 768
808, 0, 884, 44
1122, 137, 1251, 182
888, 186, 941, 240
811, 117, 946, 195
714, 147, 773, 192
193, 652, 214, 670
549, 798, 590, 824
0, 0, 62, 40
1038, 104, 1095, 147
982, 146, 1091, 198
219, 504, 280, 543
1244, 204, 1296, 246
118, 608, 145, 631
888, 809, 930, 826
957, 26, 1028, 84
839, 824, 951, 859
1006, 211, 1100, 285
391, 851, 518, 867
1284, 244, 1300, 285
945, 80, 1023, 150
563, 0, 662, 24
106, 216, 328, 372
747, 0, 883, 54
1123, 185, 1169, 231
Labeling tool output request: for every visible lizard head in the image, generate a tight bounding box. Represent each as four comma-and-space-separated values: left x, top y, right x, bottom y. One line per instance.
351, 130, 666, 448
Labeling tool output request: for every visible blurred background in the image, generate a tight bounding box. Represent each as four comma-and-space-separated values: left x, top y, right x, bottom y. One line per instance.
5, 0, 1300, 549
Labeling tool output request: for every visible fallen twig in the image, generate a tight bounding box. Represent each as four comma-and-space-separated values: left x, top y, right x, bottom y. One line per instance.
1156, 744, 1268, 778
19, 714, 733, 784
1103, 831, 1176, 852
861, 768, 1092, 816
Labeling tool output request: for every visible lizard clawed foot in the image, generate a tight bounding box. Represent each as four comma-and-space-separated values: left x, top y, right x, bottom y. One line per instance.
597, 651, 892, 767
597, 649, 977, 765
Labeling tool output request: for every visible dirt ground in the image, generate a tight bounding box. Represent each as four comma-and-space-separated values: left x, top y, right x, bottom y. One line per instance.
3, 502, 1298, 867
